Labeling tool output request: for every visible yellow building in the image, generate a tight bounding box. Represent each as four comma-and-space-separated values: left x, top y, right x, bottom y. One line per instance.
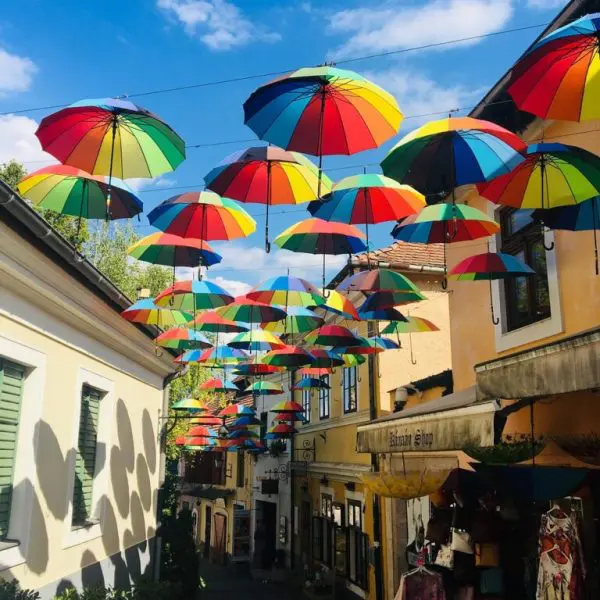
0, 185, 177, 597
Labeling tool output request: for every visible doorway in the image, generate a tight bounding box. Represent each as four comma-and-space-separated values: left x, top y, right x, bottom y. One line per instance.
256, 500, 277, 569
213, 513, 227, 565
204, 505, 212, 559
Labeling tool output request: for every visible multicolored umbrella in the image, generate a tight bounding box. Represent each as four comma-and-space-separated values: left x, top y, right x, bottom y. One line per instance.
358, 306, 407, 322
261, 306, 324, 335
308, 349, 345, 368
199, 378, 239, 393
305, 325, 362, 347
154, 328, 212, 350
508, 13, 600, 122
154, 279, 234, 311
186, 425, 218, 438
272, 411, 307, 424
128, 233, 222, 267
36, 98, 185, 214
186, 311, 250, 334
225, 439, 264, 451
219, 404, 256, 417
270, 399, 304, 413
297, 366, 334, 377
336, 267, 423, 297
147, 191, 256, 241
368, 336, 400, 350
381, 117, 525, 198
17, 165, 143, 225
228, 415, 262, 430
244, 66, 402, 156
333, 342, 382, 356
292, 377, 331, 390
121, 299, 192, 326
355, 290, 426, 309
216, 297, 287, 324
245, 381, 284, 396
205, 145, 333, 251
228, 329, 286, 352
184, 436, 218, 448
382, 317, 440, 335
246, 275, 324, 308
340, 354, 366, 367
310, 290, 360, 321
477, 143, 600, 210
228, 429, 260, 440
172, 397, 207, 412
178, 346, 248, 366
189, 415, 223, 426
262, 345, 314, 368
267, 423, 297, 437
232, 362, 284, 376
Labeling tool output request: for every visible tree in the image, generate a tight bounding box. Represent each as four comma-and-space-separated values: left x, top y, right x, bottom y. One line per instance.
0, 160, 89, 252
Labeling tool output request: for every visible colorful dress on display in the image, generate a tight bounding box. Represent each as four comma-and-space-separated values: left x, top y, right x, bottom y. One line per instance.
395, 569, 446, 600
536, 509, 585, 600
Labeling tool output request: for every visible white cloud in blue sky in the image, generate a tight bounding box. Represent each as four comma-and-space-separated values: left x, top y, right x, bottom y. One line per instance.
0, 47, 37, 95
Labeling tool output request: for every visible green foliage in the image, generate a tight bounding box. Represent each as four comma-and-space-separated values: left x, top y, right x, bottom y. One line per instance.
50, 578, 180, 600
0, 579, 40, 600
464, 434, 545, 465
0, 160, 89, 252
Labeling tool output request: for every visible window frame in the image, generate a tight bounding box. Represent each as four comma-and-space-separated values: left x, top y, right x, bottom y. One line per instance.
302, 383, 311, 424
236, 450, 245, 488
318, 375, 330, 420
343, 366, 358, 414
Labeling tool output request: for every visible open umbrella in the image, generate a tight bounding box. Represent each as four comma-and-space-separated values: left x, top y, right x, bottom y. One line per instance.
261, 306, 324, 335
199, 378, 239, 393
220, 404, 256, 417
228, 429, 260, 440
205, 145, 333, 252
508, 13, 600, 122
270, 400, 304, 413
154, 279, 234, 311
228, 329, 286, 352
178, 346, 248, 366
310, 289, 360, 321
262, 345, 314, 368
128, 233, 222, 267
354, 290, 425, 310
308, 349, 345, 368
228, 415, 262, 430
292, 377, 331, 391
304, 325, 362, 347
245, 381, 284, 396
336, 267, 423, 297
382, 316, 440, 365
358, 306, 407, 322
232, 362, 284, 376
267, 424, 297, 437
340, 354, 366, 367
36, 98, 185, 215
297, 367, 334, 377
368, 336, 400, 350
148, 191, 256, 241
186, 311, 250, 334
121, 299, 192, 327
381, 117, 525, 200
246, 275, 324, 308
189, 415, 223, 426
154, 328, 212, 350
185, 425, 218, 438
172, 397, 207, 412
216, 297, 287, 324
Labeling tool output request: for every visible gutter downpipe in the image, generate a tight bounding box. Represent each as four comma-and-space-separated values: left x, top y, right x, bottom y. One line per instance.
290, 368, 297, 570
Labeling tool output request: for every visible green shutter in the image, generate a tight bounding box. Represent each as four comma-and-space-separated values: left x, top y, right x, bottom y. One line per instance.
0, 359, 25, 540
72, 386, 100, 524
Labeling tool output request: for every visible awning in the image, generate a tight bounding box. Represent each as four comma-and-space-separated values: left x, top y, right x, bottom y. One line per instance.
356, 386, 504, 453
475, 327, 600, 400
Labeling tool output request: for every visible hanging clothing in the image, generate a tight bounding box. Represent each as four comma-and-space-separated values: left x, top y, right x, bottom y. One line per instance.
395, 569, 446, 600
536, 509, 585, 600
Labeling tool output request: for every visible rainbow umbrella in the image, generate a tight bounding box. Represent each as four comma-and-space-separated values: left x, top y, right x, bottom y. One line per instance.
272, 411, 307, 424
179, 346, 248, 366
368, 336, 400, 350
205, 145, 333, 252
333, 342, 382, 356
199, 378, 239, 393
247, 275, 324, 308
228, 329, 286, 352
185, 425, 218, 438
232, 362, 284, 376
310, 290, 360, 321
508, 13, 600, 122
261, 306, 324, 335
186, 311, 250, 334
189, 415, 223, 426
128, 233, 222, 267
228, 429, 260, 440
340, 354, 366, 367
292, 377, 330, 390
175, 436, 185, 446
270, 399, 304, 413
35, 98, 184, 214
381, 117, 525, 199
121, 299, 192, 326
358, 306, 407, 322
308, 349, 345, 368
229, 415, 262, 430
184, 436, 218, 448
304, 325, 363, 347
382, 316, 440, 365
225, 439, 264, 451
154, 328, 212, 350
298, 367, 334, 376
336, 267, 422, 297
355, 290, 425, 309
245, 381, 284, 396
216, 297, 287, 324
262, 346, 314, 368
219, 404, 256, 417
172, 397, 207, 412
154, 279, 233, 311
147, 191, 256, 241
267, 423, 297, 436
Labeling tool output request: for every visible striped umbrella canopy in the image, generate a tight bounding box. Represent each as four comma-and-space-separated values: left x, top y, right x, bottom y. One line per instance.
358, 306, 407, 322
154, 279, 234, 311
228, 429, 260, 440
381, 317, 440, 334
175, 436, 185, 446
261, 306, 324, 334
304, 325, 363, 347
333, 342, 382, 356
245, 381, 284, 396
225, 439, 264, 451
199, 378, 239, 393
219, 404, 256, 417
508, 13, 600, 122
381, 117, 525, 198
297, 367, 334, 376
121, 299, 192, 326
228, 415, 262, 430
147, 191, 256, 241
267, 423, 297, 436
185, 425, 218, 438
186, 311, 250, 334
292, 377, 330, 390
244, 66, 402, 156
340, 354, 366, 367
246, 275, 325, 308
477, 143, 600, 210
216, 297, 287, 324
368, 336, 400, 350
232, 362, 284, 376
18, 164, 143, 220
172, 397, 207, 412
178, 346, 249, 366
310, 289, 360, 321
336, 267, 422, 296
272, 411, 307, 423
355, 290, 426, 310
184, 436, 218, 448
189, 415, 222, 426
308, 349, 345, 368
262, 345, 314, 368
449, 253, 535, 281
128, 233, 222, 267
154, 328, 212, 350
228, 329, 286, 352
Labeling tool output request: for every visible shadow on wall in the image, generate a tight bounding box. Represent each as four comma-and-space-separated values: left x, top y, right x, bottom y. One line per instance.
117, 399, 135, 474
111, 446, 130, 519
141, 409, 157, 476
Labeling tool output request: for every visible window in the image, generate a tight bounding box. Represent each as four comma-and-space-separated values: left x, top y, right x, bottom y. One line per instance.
501, 208, 551, 331
312, 516, 333, 566
302, 384, 311, 424
343, 367, 358, 414
0, 359, 25, 540
236, 451, 245, 488
347, 500, 362, 529
321, 493, 333, 519
319, 375, 330, 420
347, 499, 368, 589
72, 385, 101, 525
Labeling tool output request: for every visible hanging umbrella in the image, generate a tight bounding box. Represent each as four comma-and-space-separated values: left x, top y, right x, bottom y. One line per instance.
178, 346, 248, 366
229, 415, 262, 429
228, 329, 286, 352
382, 316, 440, 365
368, 336, 400, 350
261, 306, 324, 334
507, 13, 600, 122
121, 299, 192, 326
309, 174, 425, 258
358, 305, 407, 322
270, 399, 304, 413
185, 425, 218, 438
304, 325, 363, 347
336, 267, 423, 297
175, 436, 185, 446
232, 362, 284, 376
298, 367, 334, 376
172, 397, 207, 412
226, 439, 264, 451
310, 289, 360, 321
333, 342, 382, 356
381, 117, 525, 199
273, 218, 367, 289
35, 98, 185, 215
272, 411, 307, 423
205, 145, 333, 252
340, 354, 366, 367
186, 311, 250, 334
154, 328, 212, 350
228, 429, 260, 440
189, 415, 223, 426
246, 275, 325, 308
354, 290, 426, 310
147, 191, 256, 241
184, 436, 218, 448
199, 378, 239, 393
128, 233, 222, 267
219, 404, 256, 417
308, 349, 345, 368
267, 423, 297, 436
262, 345, 314, 368
154, 279, 234, 311
292, 377, 331, 390
245, 381, 284, 396
216, 297, 287, 324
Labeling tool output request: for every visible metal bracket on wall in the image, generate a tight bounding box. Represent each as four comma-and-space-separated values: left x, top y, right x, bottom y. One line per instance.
293, 438, 316, 463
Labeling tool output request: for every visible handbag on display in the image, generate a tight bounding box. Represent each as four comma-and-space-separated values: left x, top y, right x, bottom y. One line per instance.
426, 509, 452, 544
451, 530, 474, 554
434, 542, 454, 569
474, 542, 500, 567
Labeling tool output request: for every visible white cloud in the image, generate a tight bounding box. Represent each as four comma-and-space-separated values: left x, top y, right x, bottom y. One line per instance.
124, 175, 177, 193
157, 0, 280, 51
0, 115, 55, 167
328, 0, 514, 58
0, 48, 37, 95
526, 0, 566, 9
211, 276, 252, 298
367, 68, 488, 126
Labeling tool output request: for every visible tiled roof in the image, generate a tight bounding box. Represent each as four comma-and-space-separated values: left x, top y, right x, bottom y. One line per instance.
354, 241, 445, 269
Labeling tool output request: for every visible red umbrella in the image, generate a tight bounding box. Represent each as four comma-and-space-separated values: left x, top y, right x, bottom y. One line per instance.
304, 325, 362, 347
262, 345, 315, 368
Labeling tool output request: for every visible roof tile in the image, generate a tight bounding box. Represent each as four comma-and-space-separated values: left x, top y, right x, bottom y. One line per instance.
354, 241, 445, 268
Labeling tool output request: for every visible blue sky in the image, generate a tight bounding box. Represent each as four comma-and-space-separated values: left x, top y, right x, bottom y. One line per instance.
0, 0, 568, 295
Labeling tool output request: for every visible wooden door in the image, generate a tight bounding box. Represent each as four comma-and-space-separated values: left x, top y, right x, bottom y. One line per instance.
213, 513, 227, 565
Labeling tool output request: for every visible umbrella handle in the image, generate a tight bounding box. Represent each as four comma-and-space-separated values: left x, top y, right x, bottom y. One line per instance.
409, 333, 417, 365
441, 277, 448, 290
154, 344, 164, 358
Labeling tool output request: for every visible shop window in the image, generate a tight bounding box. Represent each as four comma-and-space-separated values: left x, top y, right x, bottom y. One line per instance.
500, 208, 551, 331
347, 499, 362, 529
343, 367, 358, 413
302, 385, 311, 423
347, 529, 369, 590
312, 516, 333, 567
319, 375, 330, 420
